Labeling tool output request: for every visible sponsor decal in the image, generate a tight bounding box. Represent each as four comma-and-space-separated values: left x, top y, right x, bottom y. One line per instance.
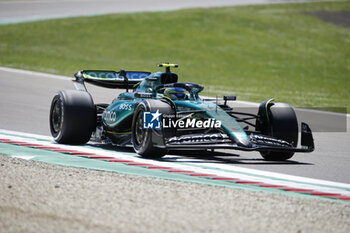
126, 72, 150, 80
143, 110, 221, 129
86, 71, 149, 80
103, 110, 117, 123
119, 103, 132, 110
167, 133, 230, 145
87, 72, 117, 79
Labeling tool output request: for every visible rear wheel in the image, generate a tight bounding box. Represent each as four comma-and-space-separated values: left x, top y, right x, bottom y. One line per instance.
259, 103, 298, 161
49, 90, 96, 144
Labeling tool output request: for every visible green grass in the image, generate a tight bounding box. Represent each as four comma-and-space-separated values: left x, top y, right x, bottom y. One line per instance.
0, 1, 349, 111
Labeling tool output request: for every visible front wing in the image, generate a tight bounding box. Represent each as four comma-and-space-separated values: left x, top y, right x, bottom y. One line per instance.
161, 123, 314, 153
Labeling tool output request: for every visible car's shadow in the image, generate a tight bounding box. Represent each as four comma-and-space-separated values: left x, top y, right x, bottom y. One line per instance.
164, 150, 313, 165
87, 143, 313, 165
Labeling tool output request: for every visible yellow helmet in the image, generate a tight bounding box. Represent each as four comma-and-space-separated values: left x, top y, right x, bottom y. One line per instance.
163, 87, 186, 100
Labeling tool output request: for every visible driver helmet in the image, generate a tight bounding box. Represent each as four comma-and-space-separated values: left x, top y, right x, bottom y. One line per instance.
163, 87, 186, 100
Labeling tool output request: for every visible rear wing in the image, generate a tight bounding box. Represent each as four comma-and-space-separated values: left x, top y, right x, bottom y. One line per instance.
73, 70, 151, 90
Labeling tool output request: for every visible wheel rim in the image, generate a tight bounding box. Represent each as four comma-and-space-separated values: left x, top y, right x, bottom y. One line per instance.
134, 110, 145, 147
51, 98, 62, 134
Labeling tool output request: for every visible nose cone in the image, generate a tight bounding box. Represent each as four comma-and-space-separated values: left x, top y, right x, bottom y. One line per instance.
236, 139, 252, 148
228, 132, 252, 148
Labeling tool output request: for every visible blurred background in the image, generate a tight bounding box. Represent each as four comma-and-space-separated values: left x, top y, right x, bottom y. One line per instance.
0, 0, 349, 112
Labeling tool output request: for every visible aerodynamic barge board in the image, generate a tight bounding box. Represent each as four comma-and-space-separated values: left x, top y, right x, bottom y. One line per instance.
1, 129, 350, 203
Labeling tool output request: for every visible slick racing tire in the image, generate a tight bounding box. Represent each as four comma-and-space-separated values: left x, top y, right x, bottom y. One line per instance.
259, 103, 298, 161
132, 99, 174, 159
50, 90, 96, 144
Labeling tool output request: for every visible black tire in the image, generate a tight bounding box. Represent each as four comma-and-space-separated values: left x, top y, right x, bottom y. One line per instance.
259, 103, 298, 161
131, 100, 174, 158
49, 90, 96, 144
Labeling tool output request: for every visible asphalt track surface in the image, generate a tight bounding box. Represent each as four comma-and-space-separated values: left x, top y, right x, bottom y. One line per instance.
0, 67, 349, 184
0, 0, 329, 24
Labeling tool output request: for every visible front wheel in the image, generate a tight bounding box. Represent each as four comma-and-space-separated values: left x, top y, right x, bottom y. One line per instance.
131, 100, 174, 158
258, 103, 298, 161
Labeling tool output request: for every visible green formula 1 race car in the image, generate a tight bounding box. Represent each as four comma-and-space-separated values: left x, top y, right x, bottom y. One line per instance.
49, 64, 314, 161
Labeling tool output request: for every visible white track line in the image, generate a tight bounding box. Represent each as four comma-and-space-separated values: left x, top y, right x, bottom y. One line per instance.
0, 129, 52, 140
0, 66, 70, 80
